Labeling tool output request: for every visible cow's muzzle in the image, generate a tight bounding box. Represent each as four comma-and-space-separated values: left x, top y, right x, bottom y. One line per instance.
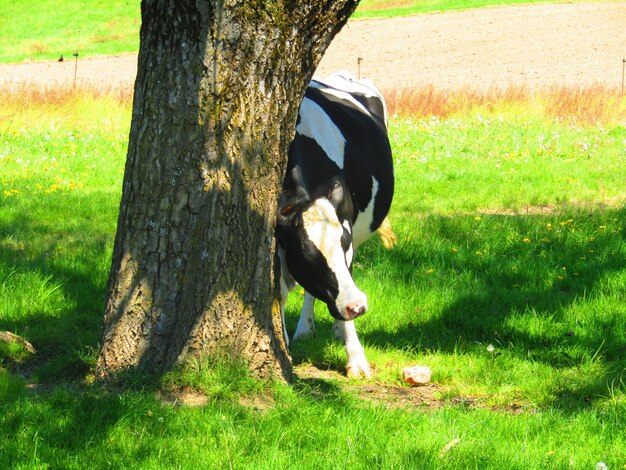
343, 298, 368, 321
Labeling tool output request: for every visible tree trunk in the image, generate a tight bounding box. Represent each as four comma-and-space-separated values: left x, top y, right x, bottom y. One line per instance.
96, 0, 359, 382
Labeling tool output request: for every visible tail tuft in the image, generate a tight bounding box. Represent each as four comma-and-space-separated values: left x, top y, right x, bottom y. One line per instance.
376, 217, 397, 250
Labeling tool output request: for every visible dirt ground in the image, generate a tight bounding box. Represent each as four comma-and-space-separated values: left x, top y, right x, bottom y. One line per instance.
1, 2, 625, 92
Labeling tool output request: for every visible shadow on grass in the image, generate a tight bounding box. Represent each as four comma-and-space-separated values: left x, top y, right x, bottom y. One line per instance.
0, 383, 174, 465
287, 206, 626, 410
0, 191, 117, 381
375, 209, 624, 342
368, 207, 625, 405
2, 185, 625, 415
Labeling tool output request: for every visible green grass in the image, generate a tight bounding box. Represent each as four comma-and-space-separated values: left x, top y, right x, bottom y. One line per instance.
352, 0, 610, 19
0, 0, 601, 62
1, 89, 626, 467
0, 0, 140, 62
2, 382, 625, 468
0, 91, 129, 383
388, 115, 626, 213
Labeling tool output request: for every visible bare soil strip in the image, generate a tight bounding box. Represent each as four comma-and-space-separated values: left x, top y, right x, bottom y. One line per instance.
1, 3, 625, 91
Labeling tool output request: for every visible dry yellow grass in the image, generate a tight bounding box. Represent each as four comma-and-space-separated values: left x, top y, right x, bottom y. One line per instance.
0, 83, 132, 130
2, 82, 624, 130
382, 84, 626, 124
541, 85, 626, 124
0, 83, 132, 108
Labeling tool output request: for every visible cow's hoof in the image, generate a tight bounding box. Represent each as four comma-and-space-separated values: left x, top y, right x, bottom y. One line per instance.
346, 358, 372, 379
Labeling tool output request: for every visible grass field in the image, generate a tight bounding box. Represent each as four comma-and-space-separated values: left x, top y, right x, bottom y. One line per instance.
1, 84, 625, 468
352, 0, 603, 18
0, 0, 601, 63
0, 0, 140, 63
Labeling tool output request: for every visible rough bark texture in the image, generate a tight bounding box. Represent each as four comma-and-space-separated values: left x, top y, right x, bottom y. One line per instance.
96, 0, 359, 382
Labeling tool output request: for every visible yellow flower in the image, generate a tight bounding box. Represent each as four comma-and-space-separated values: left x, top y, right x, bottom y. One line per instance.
522, 238, 531, 244
474, 216, 482, 221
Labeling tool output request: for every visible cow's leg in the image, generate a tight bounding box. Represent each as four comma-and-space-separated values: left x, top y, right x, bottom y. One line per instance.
332, 319, 371, 378
293, 292, 316, 341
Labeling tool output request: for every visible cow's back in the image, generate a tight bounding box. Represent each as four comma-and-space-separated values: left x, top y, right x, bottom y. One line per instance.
286, 74, 394, 246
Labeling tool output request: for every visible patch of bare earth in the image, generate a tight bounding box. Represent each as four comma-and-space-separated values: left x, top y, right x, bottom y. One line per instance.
293, 363, 526, 413
156, 388, 211, 407
295, 363, 440, 409
1, 3, 624, 92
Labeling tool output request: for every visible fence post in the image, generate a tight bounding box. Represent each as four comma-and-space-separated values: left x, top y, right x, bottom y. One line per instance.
73, 52, 79, 89
620, 59, 626, 96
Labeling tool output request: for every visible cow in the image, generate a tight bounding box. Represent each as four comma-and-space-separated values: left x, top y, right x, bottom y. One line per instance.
276, 72, 394, 378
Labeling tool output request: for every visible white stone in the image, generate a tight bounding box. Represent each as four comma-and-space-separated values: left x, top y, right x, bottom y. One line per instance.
402, 365, 432, 386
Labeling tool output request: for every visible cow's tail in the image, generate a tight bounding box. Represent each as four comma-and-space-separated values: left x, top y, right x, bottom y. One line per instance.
377, 217, 397, 250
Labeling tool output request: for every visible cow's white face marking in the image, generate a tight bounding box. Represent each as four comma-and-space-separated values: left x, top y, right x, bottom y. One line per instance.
352, 176, 380, 247
296, 98, 346, 170
301, 199, 366, 318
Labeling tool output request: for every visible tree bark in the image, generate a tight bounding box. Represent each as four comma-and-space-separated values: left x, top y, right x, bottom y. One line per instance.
96, 0, 359, 382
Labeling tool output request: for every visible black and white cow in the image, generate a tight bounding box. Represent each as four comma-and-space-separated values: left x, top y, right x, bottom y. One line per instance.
276, 72, 394, 378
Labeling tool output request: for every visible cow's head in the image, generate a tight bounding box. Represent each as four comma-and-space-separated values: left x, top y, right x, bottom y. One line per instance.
276, 180, 367, 321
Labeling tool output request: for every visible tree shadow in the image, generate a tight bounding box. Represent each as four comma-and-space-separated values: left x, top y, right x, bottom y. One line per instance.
355, 207, 626, 410
0, 191, 117, 381
0, 380, 192, 466
280, 206, 626, 410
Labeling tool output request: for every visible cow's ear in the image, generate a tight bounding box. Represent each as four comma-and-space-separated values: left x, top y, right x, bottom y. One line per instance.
327, 180, 344, 208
